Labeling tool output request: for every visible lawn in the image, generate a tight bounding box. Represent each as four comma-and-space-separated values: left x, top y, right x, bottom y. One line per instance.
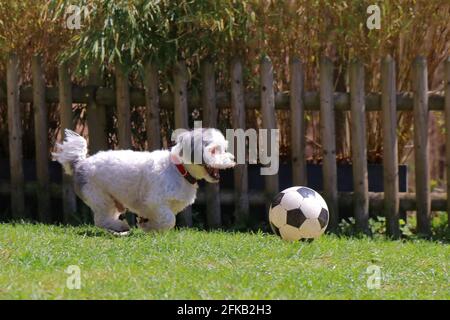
0, 223, 448, 299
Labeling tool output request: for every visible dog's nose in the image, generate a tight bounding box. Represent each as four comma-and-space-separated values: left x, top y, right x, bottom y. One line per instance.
225, 153, 236, 166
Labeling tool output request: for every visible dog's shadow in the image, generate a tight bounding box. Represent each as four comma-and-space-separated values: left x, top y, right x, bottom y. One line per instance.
75, 229, 109, 237
74, 227, 148, 239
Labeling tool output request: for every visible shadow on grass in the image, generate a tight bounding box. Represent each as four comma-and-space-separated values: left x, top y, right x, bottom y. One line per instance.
3, 214, 449, 244
75, 229, 110, 238
195, 215, 450, 244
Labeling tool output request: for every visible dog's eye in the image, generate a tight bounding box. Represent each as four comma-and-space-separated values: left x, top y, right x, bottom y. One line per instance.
208, 145, 221, 155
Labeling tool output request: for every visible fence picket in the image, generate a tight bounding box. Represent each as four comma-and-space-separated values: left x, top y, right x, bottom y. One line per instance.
87, 65, 108, 153
144, 62, 161, 151
115, 61, 134, 225
413, 56, 431, 236
32, 55, 50, 222
290, 57, 306, 186
320, 57, 338, 231
202, 61, 221, 229
58, 63, 77, 224
6, 53, 25, 219
202, 61, 222, 228
381, 56, 400, 238
446, 58, 450, 229
115, 62, 132, 150
350, 59, 369, 233
173, 61, 193, 227
260, 56, 279, 202
231, 58, 249, 227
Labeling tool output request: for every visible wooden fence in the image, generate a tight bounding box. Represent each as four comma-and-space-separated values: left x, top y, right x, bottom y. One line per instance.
1, 54, 449, 237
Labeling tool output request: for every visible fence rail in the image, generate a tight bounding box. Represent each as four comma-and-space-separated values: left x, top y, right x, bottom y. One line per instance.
1, 54, 449, 237
0, 182, 448, 212
0, 85, 445, 111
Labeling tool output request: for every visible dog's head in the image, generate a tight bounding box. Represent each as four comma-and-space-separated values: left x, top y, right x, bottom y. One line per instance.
170, 128, 235, 183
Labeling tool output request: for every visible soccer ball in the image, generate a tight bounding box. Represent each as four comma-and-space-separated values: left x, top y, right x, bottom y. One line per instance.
269, 186, 329, 241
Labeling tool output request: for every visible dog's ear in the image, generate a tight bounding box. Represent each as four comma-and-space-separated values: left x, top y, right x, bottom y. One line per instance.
171, 129, 196, 163
205, 143, 220, 156
171, 130, 186, 158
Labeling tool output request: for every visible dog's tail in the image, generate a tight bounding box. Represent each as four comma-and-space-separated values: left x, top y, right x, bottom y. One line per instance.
52, 129, 88, 175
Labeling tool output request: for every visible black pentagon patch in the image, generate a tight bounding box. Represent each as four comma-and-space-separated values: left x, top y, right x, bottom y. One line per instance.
297, 187, 316, 198
318, 208, 329, 229
270, 221, 281, 236
286, 208, 307, 228
271, 192, 284, 207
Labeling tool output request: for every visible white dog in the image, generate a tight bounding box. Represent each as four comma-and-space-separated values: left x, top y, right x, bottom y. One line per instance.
52, 128, 235, 234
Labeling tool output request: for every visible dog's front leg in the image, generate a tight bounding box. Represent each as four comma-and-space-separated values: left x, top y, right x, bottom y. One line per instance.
137, 205, 176, 233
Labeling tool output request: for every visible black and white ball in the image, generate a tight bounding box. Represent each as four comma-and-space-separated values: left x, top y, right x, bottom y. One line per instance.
269, 186, 329, 241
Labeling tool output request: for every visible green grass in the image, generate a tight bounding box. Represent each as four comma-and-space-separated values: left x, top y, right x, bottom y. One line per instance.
0, 223, 448, 299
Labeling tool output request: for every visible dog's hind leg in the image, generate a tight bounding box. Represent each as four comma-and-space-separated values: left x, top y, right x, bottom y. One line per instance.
136, 206, 175, 233
81, 184, 130, 234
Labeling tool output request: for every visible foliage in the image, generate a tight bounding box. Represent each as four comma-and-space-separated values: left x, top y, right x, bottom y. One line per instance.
48, 0, 254, 76
0, 223, 448, 299
0, 0, 72, 158
0, 0, 71, 79
337, 212, 449, 242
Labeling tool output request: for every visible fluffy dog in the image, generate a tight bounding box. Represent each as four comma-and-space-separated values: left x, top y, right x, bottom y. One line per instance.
52, 128, 235, 234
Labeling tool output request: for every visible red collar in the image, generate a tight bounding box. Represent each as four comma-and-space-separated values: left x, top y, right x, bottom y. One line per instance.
175, 163, 198, 185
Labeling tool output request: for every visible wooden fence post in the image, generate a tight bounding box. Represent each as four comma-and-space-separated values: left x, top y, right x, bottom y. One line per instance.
445, 57, 450, 229
412, 56, 431, 236
32, 55, 50, 223
202, 60, 221, 229
115, 61, 134, 225
350, 59, 369, 233
290, 57, 306, 186
87, 65, 108, 153
6, 53, 25, 219
115, 61, 132, 150
260, 56, 279, 201
144, 62, 161, 151
58, 63, 77, 224
230, 58, 249, 227
319, 57, 338, 231
173, 61, 193, 227
381, 55, 400, 238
